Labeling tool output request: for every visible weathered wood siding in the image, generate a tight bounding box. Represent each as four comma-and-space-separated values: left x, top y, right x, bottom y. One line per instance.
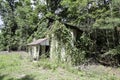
50, 29, 77, 62
50, 34, 59, 61
28, 38, 49, 61
40, 39, 49, 46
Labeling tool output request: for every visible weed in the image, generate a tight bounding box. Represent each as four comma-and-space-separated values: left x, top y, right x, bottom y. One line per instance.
0, 52, 119, 80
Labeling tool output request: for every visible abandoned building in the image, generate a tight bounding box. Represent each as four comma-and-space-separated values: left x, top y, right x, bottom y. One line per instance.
27, 19, 83, 61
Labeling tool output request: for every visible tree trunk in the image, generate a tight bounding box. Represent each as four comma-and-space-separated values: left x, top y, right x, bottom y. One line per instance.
114, 27, 119, 46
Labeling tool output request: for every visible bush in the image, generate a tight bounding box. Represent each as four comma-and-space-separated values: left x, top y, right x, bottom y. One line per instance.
97, 46, 120, 66
34, 57, 58, 70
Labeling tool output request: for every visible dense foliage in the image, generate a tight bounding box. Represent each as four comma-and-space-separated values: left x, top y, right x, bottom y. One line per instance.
0, 0, 120, 66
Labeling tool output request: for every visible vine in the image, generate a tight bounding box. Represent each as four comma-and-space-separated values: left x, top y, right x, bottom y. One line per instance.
47, 21, 72, 62
47, 21, 87, 65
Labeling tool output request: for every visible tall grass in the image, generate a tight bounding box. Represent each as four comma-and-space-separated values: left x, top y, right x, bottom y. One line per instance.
0, 53, 23, 73
0, 53, 119, 80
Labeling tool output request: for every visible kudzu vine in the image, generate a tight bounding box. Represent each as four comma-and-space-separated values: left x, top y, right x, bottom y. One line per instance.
47, 21, 87, 65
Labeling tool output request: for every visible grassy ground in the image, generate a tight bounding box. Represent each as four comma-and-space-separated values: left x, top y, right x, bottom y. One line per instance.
0, 52, 120, 80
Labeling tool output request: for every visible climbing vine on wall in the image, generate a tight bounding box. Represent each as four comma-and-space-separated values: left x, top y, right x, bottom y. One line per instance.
48, 21, 72, 43
47, 21, 87, 65
47, 21, 72, 61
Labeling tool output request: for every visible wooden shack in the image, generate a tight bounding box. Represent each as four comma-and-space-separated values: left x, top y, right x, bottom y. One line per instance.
27, 18, 83, 62
50, 22, 83, 62
27, 38, 49, 60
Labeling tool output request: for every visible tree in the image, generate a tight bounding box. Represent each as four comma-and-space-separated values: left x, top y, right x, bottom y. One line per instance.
0, 0, 19, 51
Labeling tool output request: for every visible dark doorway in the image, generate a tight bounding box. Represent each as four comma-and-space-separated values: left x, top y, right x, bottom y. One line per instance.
45, 46, 50, 57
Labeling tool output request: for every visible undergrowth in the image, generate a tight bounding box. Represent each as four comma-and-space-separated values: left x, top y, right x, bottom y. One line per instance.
0, 53, 119, 80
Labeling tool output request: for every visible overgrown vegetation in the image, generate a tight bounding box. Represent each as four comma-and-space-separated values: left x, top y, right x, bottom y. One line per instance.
0, 0, 120, 66
0, 52, 119, 80
47, 21, 86, 65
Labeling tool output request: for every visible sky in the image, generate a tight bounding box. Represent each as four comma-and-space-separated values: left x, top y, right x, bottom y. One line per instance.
0, 16, 3, 26
0, 16, 3, 33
